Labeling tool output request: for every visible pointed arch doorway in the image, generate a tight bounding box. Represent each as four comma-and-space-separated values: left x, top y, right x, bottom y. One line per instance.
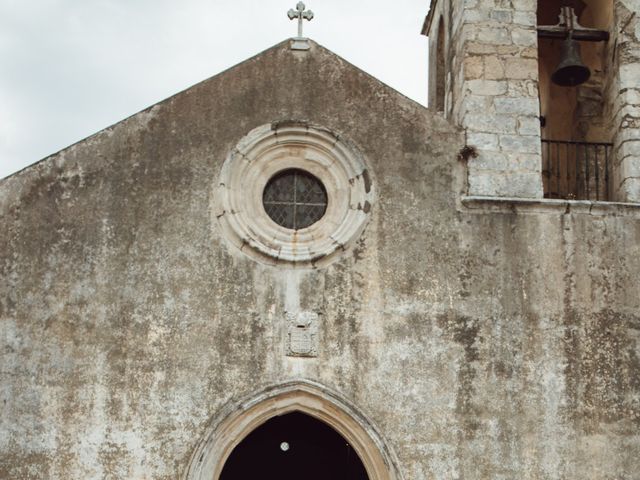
183, 381, 402, 480
220, 411, 368, 479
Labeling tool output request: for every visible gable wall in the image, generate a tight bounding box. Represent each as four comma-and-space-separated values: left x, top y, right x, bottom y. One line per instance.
1, 41, 639, 479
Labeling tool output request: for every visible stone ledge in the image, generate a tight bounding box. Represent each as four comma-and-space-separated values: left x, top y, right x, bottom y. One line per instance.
461, 195, 640, 217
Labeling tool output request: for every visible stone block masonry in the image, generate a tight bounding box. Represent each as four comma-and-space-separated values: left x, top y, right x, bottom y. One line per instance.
610, 0, 640, 202
451, 0, 543, 198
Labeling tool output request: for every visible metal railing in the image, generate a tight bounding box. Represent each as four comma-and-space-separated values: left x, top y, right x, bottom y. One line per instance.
541, 140, 613, 201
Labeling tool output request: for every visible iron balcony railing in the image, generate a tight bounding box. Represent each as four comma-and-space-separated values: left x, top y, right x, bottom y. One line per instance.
541, 139, 613, 201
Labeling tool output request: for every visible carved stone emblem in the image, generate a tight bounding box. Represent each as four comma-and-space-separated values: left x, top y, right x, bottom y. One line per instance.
286, 311, 319, 357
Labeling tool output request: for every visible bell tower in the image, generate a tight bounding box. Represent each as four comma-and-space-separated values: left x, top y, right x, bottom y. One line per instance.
423, 0, 640, 203
423, 0, 544, 199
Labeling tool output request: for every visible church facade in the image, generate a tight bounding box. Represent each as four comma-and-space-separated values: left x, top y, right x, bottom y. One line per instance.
1, 1, 639, 479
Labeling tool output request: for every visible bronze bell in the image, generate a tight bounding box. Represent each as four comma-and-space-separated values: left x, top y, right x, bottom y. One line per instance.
551, 35, 591, 87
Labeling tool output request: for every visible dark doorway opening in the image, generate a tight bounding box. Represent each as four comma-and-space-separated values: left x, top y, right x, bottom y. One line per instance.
220, 411, 369, 480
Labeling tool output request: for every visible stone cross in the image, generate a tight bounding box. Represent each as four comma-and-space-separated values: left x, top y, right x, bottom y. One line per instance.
288, 2, 314, 39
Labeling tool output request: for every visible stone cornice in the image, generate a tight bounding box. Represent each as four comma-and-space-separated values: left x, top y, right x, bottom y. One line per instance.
461, 195, 640, 217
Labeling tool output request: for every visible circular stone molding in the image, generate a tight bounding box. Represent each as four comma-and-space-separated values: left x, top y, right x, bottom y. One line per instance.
215, 121, 373, 267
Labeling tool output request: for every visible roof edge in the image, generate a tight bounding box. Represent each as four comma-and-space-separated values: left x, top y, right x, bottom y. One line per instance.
1, 37, 431, 186
421, 0, 439, 37
310, 41, 428, 112
1, 38, 292, 184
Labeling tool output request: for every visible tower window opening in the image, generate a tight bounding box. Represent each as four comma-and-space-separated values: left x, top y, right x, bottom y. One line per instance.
537, 0, 613, 200
435, 17, 446, 112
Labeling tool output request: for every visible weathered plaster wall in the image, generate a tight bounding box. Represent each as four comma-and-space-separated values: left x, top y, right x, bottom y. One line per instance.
1, 40, 639, 479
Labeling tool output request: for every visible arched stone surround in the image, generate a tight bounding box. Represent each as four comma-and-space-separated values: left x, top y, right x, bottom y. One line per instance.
183, 380, 402, 480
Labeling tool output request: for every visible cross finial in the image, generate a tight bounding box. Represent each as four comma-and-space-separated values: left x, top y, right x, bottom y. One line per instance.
287, 2, 314, 39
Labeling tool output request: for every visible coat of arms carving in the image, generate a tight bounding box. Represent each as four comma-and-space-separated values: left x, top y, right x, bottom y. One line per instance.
285, 311, 319, 357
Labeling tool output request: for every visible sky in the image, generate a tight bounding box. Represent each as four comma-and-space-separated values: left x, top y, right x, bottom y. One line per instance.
0, 0, 431, 180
